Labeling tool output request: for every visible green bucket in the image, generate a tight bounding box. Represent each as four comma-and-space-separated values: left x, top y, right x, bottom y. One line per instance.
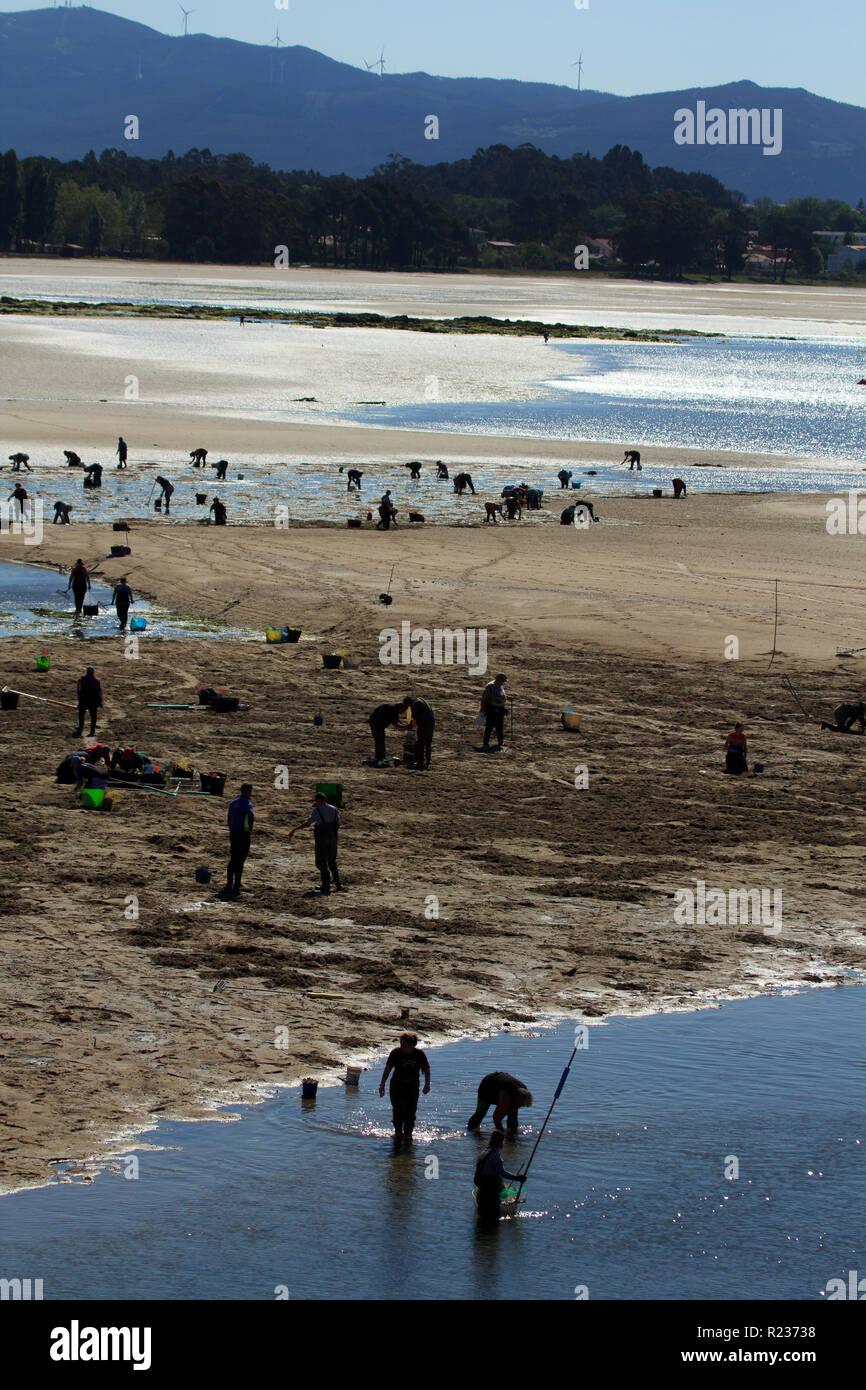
315, 781, 343, 807
81, 788, 105, 810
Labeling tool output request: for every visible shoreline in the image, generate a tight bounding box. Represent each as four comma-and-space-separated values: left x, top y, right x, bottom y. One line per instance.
4, 972, 860, 1200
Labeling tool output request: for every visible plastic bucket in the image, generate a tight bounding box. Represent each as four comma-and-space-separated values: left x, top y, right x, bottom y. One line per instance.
83, 604, 99, 616
194, 866, 211, 885
195, 493, 207, 504
284, 628, 302, 643
212, 695, 239, 712
129, 617, 146, 631
200, 772, 226, 795
561, 708, 581, 730
81, 788, 105, 809
301, 1079, 318, 1100
265, 628, 283, 643
345, 1066, 362, 1087
570, 480, 581, 488
652, 488, 663, 498
347, 518, 362, 528
315, 781, 343, 807
36, 656, 50, 671
1, 689, 19, 709
754, 762, 765, 773
322, 654, 342, 669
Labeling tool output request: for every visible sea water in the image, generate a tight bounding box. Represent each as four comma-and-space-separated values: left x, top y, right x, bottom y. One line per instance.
0, 560, 250, 641
2, 986, 863, 1301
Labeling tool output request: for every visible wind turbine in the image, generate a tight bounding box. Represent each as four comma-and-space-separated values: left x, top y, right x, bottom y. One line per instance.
178, 4, 195, 38
572, 53, 584, 92
362, 58, 378, 72
375, 46, 385, 76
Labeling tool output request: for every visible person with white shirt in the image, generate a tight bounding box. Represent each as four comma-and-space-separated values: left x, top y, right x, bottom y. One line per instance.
289, 792, 343, 894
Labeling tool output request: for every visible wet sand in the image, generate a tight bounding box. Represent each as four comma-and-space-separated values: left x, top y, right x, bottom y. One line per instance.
2, 503, 866, 1192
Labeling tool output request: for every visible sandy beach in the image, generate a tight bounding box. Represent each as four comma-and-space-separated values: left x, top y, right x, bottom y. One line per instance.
2, 260, 866, 1196
2, 500, 866, 1193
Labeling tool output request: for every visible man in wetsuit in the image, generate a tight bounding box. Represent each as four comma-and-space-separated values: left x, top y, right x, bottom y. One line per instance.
112, 576, 134, 631
67, 558, 91, 615
474, 1132, 523, 1222
408, 697, 435, 769
379, 1032, 431, 1143
821, 701, 866, 733
368, 698, 411, 763
467, 1071, 533, 1133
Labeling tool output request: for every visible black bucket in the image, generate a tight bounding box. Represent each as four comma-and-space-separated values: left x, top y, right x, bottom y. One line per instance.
200, 772, 226, 795
212, 695, 240, 712
347, 518, 362, 528
110, 545, 130, 556
198, 687, 218, 705
652, 488, 663, 498
322, 654, 342, 669
83, 604, 99, 616
112, 522, 130, 532
1, 689, 19, 710
284, 628, 302, 643
196, 493, 207, 505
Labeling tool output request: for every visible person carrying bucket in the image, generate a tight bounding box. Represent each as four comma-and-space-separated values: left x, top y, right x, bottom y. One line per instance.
474, 1132, 524, 1222
289, 792, 342, 895
221, 783, 255, 900
379, 1032, 431, 1145
112, 576, 134, 631
67, 559, 91, 615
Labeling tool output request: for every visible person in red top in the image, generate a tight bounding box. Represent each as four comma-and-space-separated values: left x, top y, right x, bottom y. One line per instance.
724, 722, 748, 774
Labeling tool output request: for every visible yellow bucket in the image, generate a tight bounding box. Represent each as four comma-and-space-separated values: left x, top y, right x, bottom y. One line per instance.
265, 627, 283, 643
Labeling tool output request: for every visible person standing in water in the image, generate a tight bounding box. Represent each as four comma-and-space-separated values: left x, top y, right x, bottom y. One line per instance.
210, 496, 227, 525
116, 437, 128, 468
67, 558, 91, 615
379, 1032, 431, 1144
155, 476, 174, 513
112, 576, 134, 631
474, 1132, 524, 1222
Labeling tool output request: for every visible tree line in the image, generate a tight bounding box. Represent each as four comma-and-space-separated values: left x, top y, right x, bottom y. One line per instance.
0, 143, 863, 281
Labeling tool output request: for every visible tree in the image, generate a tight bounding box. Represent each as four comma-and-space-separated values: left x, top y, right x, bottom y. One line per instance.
0, 150, 21, 249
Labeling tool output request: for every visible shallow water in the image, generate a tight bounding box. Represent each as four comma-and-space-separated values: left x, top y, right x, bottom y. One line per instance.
348, 336, 866, 463
0, 560, 250, 640
3, 986, 863, 1301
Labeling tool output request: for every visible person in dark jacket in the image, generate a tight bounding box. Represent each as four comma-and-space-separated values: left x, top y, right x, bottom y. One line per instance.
557, 468, 573, 489
467, 1071, 533, 1133
409, 697, 435, 769
116, 437, 128, 468
379, 1032, 431, 1144
474, 1131, 523, 1221
67, 559, 91, 615
112, 576, 134, 630
368, 698, 412, 763
75, 666, 103, 738
221, 783, 254, 898
210, 497, 227, 525
53, 500, 72, 524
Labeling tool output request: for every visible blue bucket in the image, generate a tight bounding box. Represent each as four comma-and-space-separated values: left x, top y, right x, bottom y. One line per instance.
571, 480, 581, 488
195, 866, 211, 885
753, 762, 765, 773
130, 616, 146, 631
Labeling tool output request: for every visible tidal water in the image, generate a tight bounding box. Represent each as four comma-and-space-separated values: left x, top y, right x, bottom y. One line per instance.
0, 560, 249, 640
347, 336, 866, 463
2, 986, 863, 1301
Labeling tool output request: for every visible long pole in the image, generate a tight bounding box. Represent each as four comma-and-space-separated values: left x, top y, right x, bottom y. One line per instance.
515, 1043, 578, 1193
768, 578, 779, 669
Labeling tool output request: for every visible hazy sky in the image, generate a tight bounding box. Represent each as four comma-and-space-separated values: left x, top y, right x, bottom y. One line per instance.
4, 1, 865, 107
